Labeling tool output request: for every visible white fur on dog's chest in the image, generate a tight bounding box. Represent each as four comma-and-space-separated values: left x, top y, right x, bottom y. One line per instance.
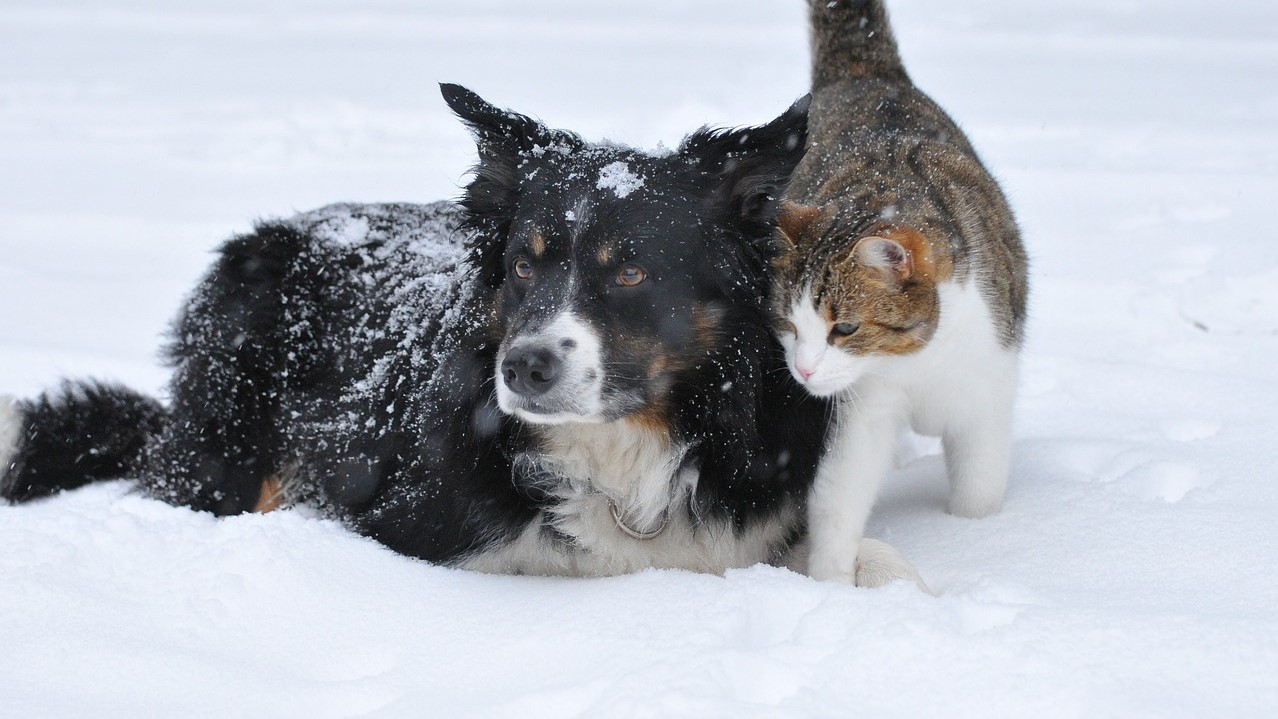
543, 422, 688, 509
456, 420, 796, 577
538, 420, 692, 541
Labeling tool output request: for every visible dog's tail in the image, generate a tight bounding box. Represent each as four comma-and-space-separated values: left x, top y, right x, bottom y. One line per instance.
0, 382, 166, 503
809, 0, 908, 90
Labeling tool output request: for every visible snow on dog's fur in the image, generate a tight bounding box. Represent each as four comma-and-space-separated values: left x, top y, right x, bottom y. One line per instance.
0, 396, 22, 480
0, 85, 922, 585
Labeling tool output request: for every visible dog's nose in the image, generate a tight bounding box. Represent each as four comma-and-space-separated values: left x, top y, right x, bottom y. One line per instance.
501, 346, 561, 396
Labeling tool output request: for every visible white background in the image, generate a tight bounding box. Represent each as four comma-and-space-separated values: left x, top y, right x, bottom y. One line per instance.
2, 1, 1276, 716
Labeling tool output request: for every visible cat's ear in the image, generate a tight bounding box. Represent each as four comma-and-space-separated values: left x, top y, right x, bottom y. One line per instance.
853, 235, 914, 286
681, 95, 810, 237
775, 201, 822, 249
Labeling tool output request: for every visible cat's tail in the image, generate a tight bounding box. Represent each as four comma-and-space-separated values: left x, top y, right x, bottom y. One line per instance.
809, 0, 908, 90
0, 381, 167, 503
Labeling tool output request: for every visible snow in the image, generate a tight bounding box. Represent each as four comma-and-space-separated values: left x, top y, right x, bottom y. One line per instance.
2, 0, 1277, 716
596, 160, 645, 198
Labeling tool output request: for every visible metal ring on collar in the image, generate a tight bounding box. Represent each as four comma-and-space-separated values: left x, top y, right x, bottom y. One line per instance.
609, 501, 668, 541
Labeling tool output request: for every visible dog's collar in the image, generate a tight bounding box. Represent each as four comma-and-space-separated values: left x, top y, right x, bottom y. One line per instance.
512, 450, 677, 541
609, 501, 668, 541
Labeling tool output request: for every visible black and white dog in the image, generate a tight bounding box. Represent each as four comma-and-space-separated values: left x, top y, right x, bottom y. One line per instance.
0, 85, 918, 582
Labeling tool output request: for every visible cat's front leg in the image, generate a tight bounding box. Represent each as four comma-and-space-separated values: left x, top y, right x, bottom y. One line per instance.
942, 353, 1018, 518
807, 385, 904, 583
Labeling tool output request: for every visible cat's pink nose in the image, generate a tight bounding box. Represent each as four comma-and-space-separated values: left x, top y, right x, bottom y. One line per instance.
797, 366, 815, 381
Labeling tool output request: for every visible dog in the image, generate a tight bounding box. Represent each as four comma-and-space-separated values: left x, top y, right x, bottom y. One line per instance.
1, 84, 922, 583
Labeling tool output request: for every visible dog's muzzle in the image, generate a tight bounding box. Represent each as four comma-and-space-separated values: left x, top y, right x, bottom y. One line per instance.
501, 346, 561, 397
495, 311, 606, 424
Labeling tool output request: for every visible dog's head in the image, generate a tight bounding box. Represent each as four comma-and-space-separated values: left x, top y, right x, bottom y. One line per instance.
442, 84, 808, 426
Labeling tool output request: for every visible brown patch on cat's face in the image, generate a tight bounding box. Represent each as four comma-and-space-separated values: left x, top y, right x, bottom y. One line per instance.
823, 227, 945, 356
776, 201, 824, 250
775, 216, 952, 359
852, 227, 951, 285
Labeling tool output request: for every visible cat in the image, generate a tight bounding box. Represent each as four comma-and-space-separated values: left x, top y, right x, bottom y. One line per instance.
772, 0, 1029, 583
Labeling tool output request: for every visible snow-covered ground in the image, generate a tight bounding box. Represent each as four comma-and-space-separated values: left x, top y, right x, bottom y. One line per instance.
2, 1, 1276, 716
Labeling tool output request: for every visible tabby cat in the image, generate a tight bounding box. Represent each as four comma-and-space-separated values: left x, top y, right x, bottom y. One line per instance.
774, 0, 1029, 583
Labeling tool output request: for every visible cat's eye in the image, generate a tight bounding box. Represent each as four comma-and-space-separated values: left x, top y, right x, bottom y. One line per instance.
616, 264, 647, 287
512, 257, 533, 280
888, 321, 926, 333
830, 322, 860, 338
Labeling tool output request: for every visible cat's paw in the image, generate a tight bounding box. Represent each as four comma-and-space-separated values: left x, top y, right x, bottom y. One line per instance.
808, 538, 931, 593
854, 539, 931, 594
807, 553, 857, 584
947, 490, 1004, 519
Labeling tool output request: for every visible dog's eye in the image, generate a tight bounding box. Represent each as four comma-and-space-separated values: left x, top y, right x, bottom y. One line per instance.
512, 257, 533, 280
616, 264, 647, 287
830, 322, 860, 339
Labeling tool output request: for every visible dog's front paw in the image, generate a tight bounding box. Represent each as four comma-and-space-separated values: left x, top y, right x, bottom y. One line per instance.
854, 539, 931, 594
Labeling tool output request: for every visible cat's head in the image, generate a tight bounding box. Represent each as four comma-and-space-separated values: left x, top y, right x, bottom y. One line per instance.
770, 201, 948, 396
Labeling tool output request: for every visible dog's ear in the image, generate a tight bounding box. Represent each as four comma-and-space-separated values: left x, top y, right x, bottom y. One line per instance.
440, 83, 581, 285
441, 83, 573, 160
442, 83, 564, 220
681, 95, 810, 239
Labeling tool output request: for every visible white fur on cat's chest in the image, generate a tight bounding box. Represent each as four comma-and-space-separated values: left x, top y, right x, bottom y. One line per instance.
894, 280, 1018, 437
